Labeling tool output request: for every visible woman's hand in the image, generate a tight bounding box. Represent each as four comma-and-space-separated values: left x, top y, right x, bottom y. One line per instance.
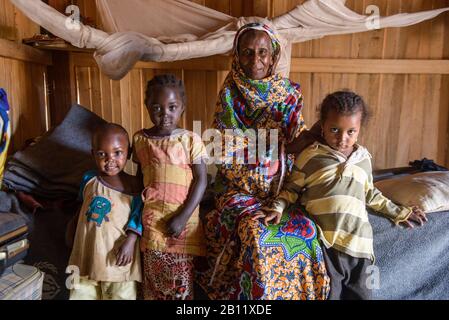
401, 206, 428, 228
252, 209, 282, 226
116, 232, 138, 266
166, 214, 188, 238
286, 121, 324, 155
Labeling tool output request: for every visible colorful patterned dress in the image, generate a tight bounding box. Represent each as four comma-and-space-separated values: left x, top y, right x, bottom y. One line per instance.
197, 23, 330, 300
133, 129, 208, 300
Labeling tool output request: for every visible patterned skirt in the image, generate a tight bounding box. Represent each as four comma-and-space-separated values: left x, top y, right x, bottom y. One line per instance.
197, 195, 330, 300
142, 249, 194, 300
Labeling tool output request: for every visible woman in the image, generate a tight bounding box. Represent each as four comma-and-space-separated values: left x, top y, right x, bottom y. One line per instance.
197, 22, 330, 300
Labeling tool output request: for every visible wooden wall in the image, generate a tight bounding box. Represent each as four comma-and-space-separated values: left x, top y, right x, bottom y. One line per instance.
9, 0, 449, 170
0, 0, 50, 152
286, 0, 449, 169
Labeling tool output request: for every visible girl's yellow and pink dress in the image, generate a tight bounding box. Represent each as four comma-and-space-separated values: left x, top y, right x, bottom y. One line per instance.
68, 171, 143, 300
133, 129, 207, 300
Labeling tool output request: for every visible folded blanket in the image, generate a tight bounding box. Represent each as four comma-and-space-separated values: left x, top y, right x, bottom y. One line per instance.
2, 105, 106, 199
0, 192, 33, 230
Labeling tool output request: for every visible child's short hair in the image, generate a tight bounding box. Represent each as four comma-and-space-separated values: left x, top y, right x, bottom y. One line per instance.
145, 74, 187, 105
92, 123, 130, 148
320, 90, 369, 125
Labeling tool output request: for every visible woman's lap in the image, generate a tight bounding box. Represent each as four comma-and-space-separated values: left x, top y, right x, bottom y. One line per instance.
198, 202, 330, 300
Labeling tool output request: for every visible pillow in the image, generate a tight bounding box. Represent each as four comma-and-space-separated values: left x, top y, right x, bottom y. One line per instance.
375, 171, 449, 213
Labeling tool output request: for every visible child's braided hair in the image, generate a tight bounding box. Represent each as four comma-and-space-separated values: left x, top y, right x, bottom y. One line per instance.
320, 90, 369, 125
145, 74, 187, 105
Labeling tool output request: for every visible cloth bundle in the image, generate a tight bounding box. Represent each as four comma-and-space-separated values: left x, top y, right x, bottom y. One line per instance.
2, 105, 106, 199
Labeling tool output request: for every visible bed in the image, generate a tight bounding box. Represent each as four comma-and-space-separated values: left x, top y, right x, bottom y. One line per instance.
370, 169, 449, 300
370, 209, 449, 300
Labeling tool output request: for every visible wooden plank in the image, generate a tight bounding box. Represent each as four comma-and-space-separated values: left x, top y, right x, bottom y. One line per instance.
442, 0, 449, 167
89, 67, 103, 117
253, 0, 272, 17
31, 64, 48, 133
204, 71, 218, 130
135, 55, 232, 71
83, 0, 97, 27
396, 75, 416, 166
353, 74, 382, 167
351, 0, 387, 59
110, 80, 122, 124
141, 69, 155, 129
184, 70, 207, 131
9, 59, 21, 151
129, 69, 143, 143
7, 59, 45, 150
230, 0, 244, 17
69, 53, 78, 108
442, 75, 449, 167
71, 52, 232, 71
70, 52, 98, 67
47, 52, 73, 126
0, 0, 17, 40
205, 0, 231, 15
119, 73, 132, 136
48, 0, 69, 13
290, 58, 449, 74
70, 52, 449, 75
75, 66, 92, 108
13, 3, 40, 41
0, 38, 52, 65
373, 74, 403, 168
99, 72, 113, 122
22, 62, 39, 141
420, 75, 441, 160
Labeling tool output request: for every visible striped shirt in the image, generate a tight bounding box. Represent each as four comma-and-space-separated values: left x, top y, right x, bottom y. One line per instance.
272, 142, 412, 260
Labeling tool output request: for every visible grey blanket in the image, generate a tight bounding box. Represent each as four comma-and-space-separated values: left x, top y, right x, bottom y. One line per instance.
0, 192, 33, 228
371, 210, 449, 300
2, 105, 106, 199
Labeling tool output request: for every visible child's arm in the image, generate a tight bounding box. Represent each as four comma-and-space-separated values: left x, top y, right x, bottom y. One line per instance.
365, 176, 428, 228
116, 195, 143, 266
166, 161, 207, 238
116, 232, 138, 266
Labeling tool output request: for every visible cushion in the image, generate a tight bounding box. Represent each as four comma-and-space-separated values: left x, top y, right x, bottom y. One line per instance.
375, 171, 449, 213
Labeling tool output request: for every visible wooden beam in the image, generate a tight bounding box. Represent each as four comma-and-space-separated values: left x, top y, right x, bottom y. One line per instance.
0, 38, 52, 65
134, 55, 232, 71
70, 52, 449, 75
71, 52, 232, 70
290, 58, 449, 75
